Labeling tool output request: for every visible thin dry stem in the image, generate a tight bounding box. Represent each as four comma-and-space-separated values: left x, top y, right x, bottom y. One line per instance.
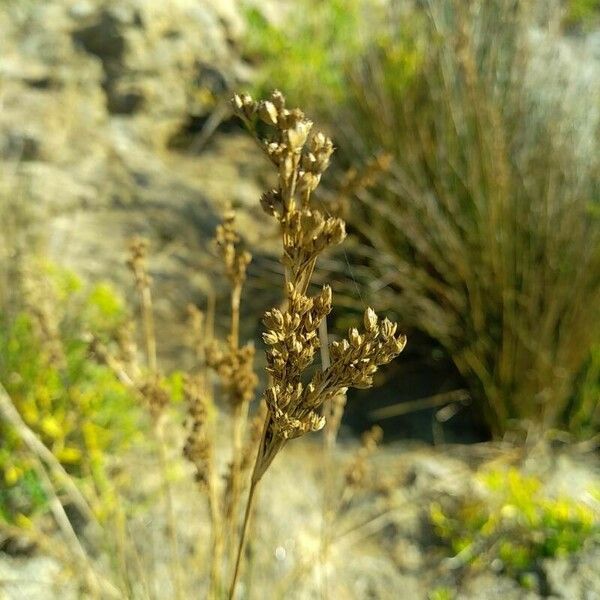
126, 238, 183, 600
229, 476, 258, 600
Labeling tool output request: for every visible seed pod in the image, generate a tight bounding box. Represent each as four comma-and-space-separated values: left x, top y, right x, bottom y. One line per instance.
258, 100, 279, 126
364, 307, 378, 333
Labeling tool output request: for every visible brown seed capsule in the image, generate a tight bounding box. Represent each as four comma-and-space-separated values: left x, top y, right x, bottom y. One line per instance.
364, 307, 378, 333
270, 89, 285, 111
262, 331, 279, 345
287, 120, 312, 152
258, 100, 279, 126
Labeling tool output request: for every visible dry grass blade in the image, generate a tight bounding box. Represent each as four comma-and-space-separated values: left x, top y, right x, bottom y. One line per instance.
336, 0, 600, 436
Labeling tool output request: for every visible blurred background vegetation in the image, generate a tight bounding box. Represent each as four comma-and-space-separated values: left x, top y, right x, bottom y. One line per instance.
244, 0, 600, 440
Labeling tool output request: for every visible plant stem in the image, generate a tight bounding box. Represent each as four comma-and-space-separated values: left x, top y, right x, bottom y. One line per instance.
140, 285, 157, 374
228, 398, 249, 561
156, 419, 184, 600
207, 470, 224, 599
230, 282, 242, 351
228, 477, 258, 600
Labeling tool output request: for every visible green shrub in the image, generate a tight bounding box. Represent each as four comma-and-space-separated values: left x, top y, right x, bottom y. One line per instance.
245, 0, 600, 437
570, 345, 600, 438
431, 467, 600, 583
428, 587, 455, 600
566, 0, 600, 28
243, 0, 369, 110
0, 262, 140, 523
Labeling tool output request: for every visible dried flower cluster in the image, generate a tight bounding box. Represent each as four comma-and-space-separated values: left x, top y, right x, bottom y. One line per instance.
139, 376, 170, 421
76, 89, 409, 600
206, 342, 257, 409
126, 237, 151, 290
345, 425, 383, 490
228, 90, 406, 597
125, 237, 168, 419
94, 237, 185, 597
232, 91, 406, 483
213, 211, 252, 291
206, 212, 258, 409
181, 213, 263, 596
183, 373, 213, 489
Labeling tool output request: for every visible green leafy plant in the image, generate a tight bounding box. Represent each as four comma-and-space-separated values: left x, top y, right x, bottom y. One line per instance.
570, 345, 600, 437
243, 0, 372, 110
428, 587, 455, 600
566, 0, 600, 28
0, 263, 139, 523
431, 467, 600, 582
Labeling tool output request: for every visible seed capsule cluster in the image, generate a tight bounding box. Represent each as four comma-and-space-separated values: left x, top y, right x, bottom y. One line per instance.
206, 211, 258, 409
263, 305, 405, 442
139, 376, 170, 421
127, 237, 151, 290
234, 90, 345, 290
232, 91, 407, 482
183, 374, 213, 488
206, 341, 258, 408
214, 210, 252, 290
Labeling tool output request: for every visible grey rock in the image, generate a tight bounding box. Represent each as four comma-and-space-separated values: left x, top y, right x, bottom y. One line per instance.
0, 0, 278, 363
543, 545, 600, 600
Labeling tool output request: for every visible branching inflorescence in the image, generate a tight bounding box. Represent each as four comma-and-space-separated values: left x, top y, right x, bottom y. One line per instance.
229, 90, 407, 597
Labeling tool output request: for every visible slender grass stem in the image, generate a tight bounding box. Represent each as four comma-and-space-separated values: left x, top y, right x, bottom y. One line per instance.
228, 478, 258, 600
155, 419, 184, 600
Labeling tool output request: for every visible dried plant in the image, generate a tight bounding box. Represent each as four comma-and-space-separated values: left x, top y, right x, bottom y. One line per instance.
93, 214, 263, 598
207, 212, 258, 545
183, 342, 223, 597
228, 90, 407, 598
344, 425, 384, 491
91, 237, 185, 599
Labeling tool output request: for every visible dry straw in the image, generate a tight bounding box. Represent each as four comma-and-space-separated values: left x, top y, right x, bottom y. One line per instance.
93, 237, 185, 599
228, 90, 407, 598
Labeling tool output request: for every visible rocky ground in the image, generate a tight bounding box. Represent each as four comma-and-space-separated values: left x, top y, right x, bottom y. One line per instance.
0, 0, 281, 361
0, 435, 599, 599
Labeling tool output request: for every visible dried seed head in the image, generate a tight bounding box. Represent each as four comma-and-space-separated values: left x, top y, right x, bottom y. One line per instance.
349, 328, 362, 348
364, 307, 378, 333
380, 318, 398, 340
263, 309, 285, 331
127, 236, 152, 289
270, 89, 285, 111
231, 92, 257, 120
214, 211, 252, 287
262, 331, 279, 345
258, 100, 279, 126
207, 340, 258, 408
183, 374, 213, 488
314, 285, 333, 316
287, 119, 313, 152
139, 376, 170, 420
260, 189, 282, 217
231, 91, 407, 484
